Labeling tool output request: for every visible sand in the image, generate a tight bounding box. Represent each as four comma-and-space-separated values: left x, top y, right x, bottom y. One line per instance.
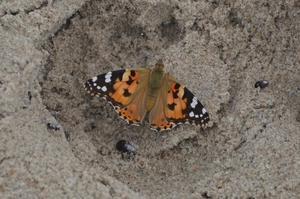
1, 0, 299, 198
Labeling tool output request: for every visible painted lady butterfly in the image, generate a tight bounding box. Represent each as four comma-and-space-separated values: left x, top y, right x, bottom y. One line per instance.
84, 60, 209, 131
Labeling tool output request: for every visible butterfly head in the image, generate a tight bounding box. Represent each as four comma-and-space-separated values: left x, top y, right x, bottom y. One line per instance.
154, 60, 164, 71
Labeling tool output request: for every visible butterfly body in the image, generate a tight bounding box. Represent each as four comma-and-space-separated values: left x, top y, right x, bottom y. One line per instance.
84, 61, 209, 131
146, 63, 165, 111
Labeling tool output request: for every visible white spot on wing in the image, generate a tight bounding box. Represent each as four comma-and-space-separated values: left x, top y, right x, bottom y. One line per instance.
105, 72, 112, 83
202, 108, 207, 114
92, 77, 97, 82
101, 86, 107, 92
189, 111, 195, 117
191, 97, 198, 108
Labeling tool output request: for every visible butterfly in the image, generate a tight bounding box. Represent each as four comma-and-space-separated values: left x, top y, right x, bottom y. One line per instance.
84, 60, 209, 132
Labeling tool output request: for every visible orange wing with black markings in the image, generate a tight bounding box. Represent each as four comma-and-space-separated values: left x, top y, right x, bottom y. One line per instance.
84, 60, 209, 131
148, 73, 209, 131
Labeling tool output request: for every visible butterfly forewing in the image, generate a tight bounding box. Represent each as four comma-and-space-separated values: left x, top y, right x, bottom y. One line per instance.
84, 69, 128, 106
165, 75, 210, 126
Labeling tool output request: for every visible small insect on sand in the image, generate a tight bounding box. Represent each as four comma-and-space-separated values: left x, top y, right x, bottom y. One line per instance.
47, 123, 61, 131
254, 80, 269, 89
116, 140, 136, 154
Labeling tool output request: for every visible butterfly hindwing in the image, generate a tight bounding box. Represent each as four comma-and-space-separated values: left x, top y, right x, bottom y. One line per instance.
84, 68, 150, 125
148, 79, 176, 131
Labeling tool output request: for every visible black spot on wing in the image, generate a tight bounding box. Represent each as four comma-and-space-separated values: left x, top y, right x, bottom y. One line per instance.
123, 89, 131, 97
172, 90, 179, 99
126, 76, 134, 85
130, 70, 136, 77
181, 87, 188, 100
168, 102, 176, 111
174, 83, 180, 89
